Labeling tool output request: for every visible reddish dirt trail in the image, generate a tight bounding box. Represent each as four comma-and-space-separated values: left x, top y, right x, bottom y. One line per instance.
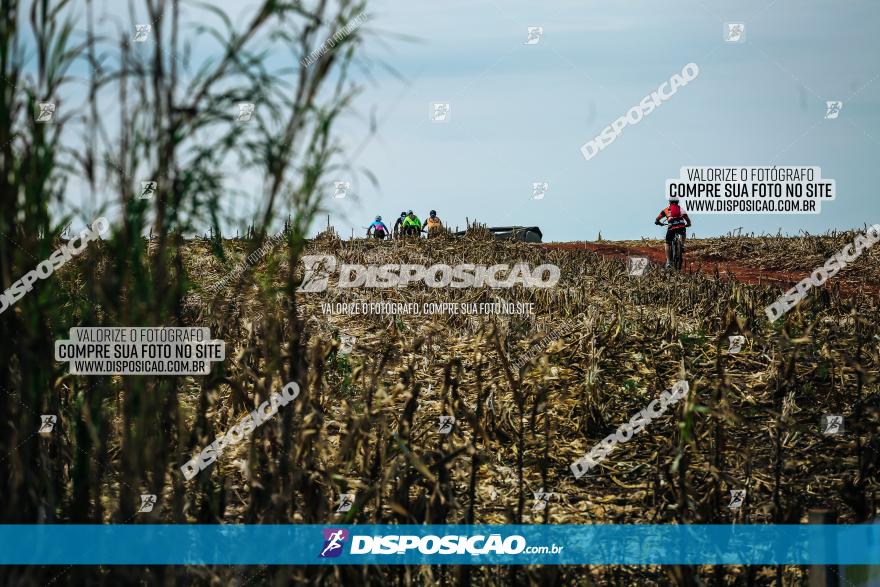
542, 242, 880, 296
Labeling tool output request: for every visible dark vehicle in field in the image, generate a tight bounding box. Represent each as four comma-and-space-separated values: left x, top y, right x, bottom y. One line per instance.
454, 226, 543, 243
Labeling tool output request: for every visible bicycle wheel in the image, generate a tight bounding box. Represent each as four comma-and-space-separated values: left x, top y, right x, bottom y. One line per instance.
674, 234, 684, 270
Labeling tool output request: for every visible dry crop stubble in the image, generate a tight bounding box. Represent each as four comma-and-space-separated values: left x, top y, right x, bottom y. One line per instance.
14, 228, 879, 585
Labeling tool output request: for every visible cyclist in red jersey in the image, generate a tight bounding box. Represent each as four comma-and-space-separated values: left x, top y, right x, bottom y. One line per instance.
655, 198, 692, 268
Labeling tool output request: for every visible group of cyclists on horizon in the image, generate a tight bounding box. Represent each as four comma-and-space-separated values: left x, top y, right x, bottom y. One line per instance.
367, 210, 444, 240
365, 199, 692, 270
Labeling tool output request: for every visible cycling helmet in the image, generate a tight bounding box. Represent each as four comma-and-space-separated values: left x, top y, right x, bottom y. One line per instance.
375, 215, 382, 221
400, 211, 406, 217
407, 210, 413, 215
429, 210, 436, 216
669, 198, 680, 204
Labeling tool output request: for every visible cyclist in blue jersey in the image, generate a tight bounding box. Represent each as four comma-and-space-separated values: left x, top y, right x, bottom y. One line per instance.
367, 216, 389, 240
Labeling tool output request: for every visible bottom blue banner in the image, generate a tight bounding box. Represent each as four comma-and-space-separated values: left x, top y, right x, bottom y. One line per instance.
1, 524, 879, 565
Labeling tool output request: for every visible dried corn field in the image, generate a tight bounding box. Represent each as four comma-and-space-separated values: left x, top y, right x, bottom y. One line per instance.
15, 228, 874, 585
192, 229, 879, 526
4, 0, 878, 582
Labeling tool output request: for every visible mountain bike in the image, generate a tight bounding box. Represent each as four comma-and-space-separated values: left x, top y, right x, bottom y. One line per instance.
660, 220, 686, 271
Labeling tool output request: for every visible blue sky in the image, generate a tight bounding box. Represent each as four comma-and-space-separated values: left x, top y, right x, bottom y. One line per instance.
55, 0, 880, 240
329, 0, 880, 240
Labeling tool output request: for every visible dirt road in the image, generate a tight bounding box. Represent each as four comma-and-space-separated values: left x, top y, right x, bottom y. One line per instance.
542, 241, 879, 296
